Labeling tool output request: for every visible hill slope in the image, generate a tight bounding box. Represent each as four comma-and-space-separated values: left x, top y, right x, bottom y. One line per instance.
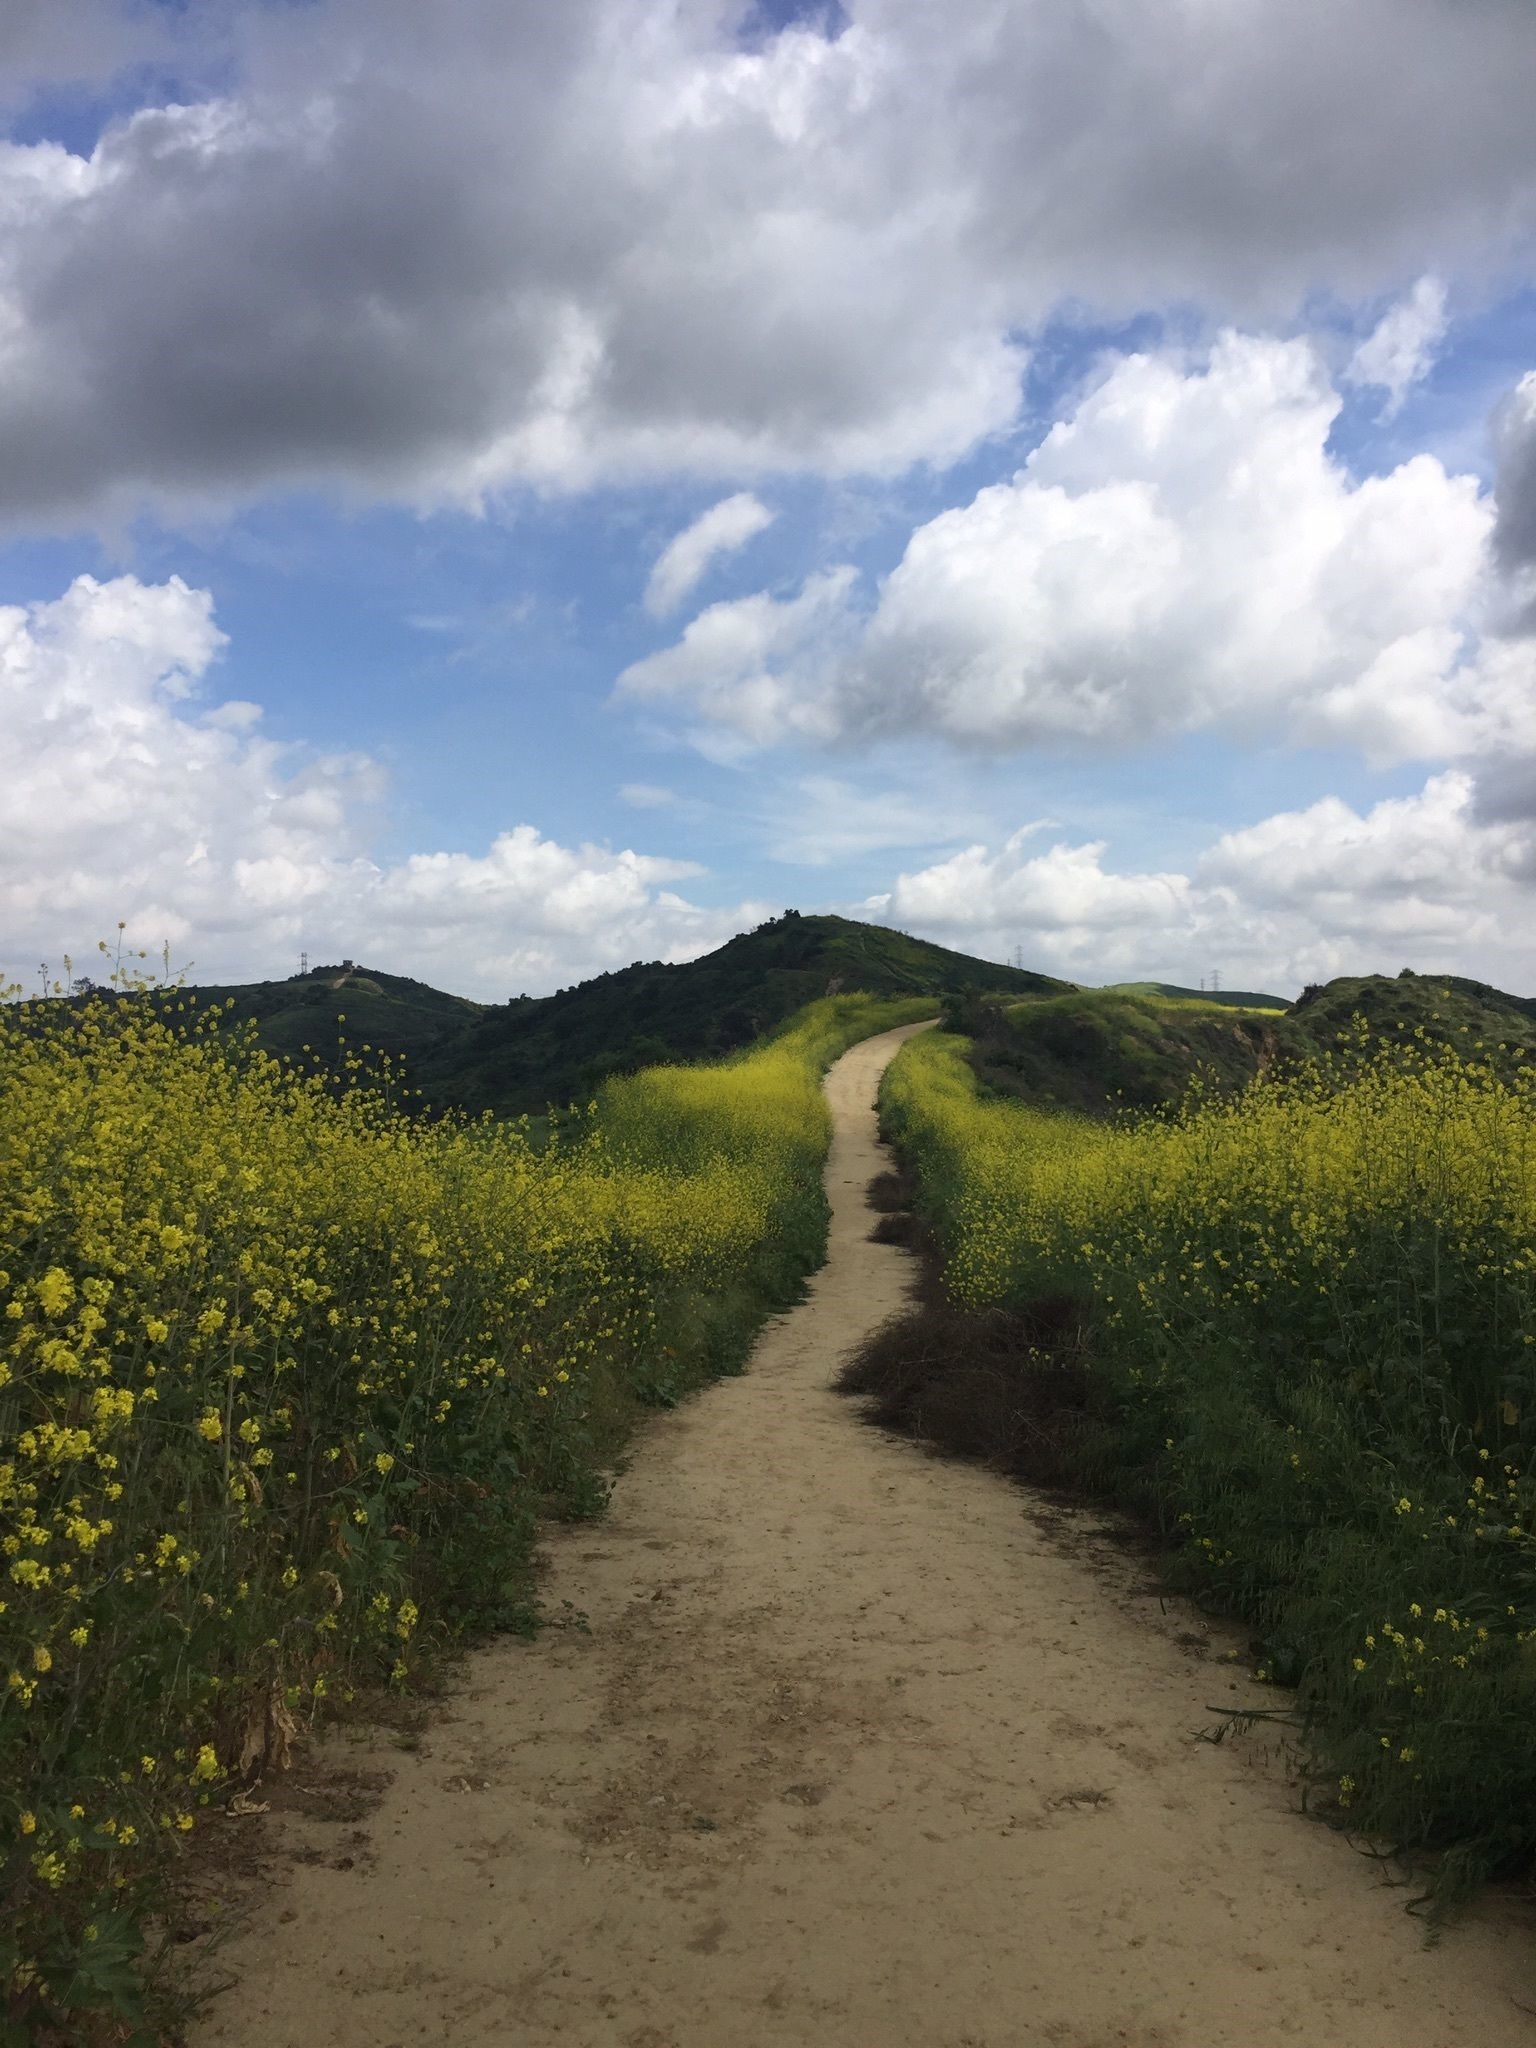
181, 914, 1071, 1117
959, 967, 1536, 1117
414, 914, 1070, 1115
181, 962, 483, 1070
1283, 969, 1536, 1061
1103, 979, 1288, 1011
965, 987, 1280, 1113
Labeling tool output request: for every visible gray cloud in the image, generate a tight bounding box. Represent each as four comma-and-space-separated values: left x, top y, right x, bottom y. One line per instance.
0, 0, 166, 105
1491, 374, 1536, 635
2, 0, 1535, 526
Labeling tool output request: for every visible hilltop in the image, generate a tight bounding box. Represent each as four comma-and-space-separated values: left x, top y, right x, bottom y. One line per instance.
961, 986, 1280, 1113
1283, 969, 1536, 1060
959, 966, 1536, 1116
1102, 979, 1287, 1011
180, 914, 1071, 1117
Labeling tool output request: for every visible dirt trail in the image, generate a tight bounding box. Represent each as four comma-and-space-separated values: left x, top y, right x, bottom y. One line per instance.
197, 1024, 1535, 2048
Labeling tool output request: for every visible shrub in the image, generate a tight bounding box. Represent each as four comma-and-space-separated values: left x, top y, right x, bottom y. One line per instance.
882, 1025, 1536, 1904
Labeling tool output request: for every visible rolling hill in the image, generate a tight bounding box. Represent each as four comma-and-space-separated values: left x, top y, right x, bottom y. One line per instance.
176, 913, 1072, 1117
960, 966, 1536, 1117
963, 986, 1281, 1112
1102, 979, 1288, 1011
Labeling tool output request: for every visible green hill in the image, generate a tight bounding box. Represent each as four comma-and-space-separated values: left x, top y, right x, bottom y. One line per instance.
413, 913, 1070, 1115
1103, 979, 1288, 1011
176, 914, 1071, 1117
958, 967, 1536, 1117
965, 987, 1279, 1113
1282, 969, 1536, 1062
174, 961, 484, 1071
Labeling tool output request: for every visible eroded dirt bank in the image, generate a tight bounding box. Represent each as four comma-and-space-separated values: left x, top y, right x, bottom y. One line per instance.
196, 1022, 1534, 2048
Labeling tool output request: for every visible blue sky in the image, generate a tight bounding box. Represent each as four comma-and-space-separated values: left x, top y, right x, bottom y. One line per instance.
1, 1, 1534, 998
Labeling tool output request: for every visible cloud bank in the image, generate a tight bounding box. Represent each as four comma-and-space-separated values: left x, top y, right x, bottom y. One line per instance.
0, 574, 758, 998
868, 773, 1536, 994
623, 332, 1509, 765
7, 572, 1535, 1004
2, 0, 1534, 525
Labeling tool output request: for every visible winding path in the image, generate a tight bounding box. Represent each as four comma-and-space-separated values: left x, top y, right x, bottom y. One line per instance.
198, 1023, 1534, 2047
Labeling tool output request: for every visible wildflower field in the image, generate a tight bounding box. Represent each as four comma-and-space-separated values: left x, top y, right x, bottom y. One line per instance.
882, 1024, 1536, 1901
0, 988, 928, 2037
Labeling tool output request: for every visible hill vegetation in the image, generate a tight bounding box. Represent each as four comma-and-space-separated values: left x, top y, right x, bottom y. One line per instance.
0, 986, 930, 2039
958, 987, 1280, 1113
177, 914, 1070, 1117
954, 967, 1536, 1118
1103, 979, 1287, 1010
878, 1019, 1536, 1905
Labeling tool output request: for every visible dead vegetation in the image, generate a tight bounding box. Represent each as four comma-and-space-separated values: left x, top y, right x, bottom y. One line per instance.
840, 1174, 1099, 1492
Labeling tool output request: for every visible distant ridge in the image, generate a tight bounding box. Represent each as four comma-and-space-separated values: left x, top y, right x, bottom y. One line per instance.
1102, 979, 1288, 1011
181, 912, 1073, 1117
963, 967, 1536, 1117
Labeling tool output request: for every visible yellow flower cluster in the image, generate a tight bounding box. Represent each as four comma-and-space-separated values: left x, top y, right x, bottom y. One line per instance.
884, 1022, 1536, 1897
1, 984, 928, 2024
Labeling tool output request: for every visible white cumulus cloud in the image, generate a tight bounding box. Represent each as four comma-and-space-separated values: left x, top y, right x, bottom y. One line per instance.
628, 332, 1502, 765
0, 574, 755, 998
867, 772, 1536, 992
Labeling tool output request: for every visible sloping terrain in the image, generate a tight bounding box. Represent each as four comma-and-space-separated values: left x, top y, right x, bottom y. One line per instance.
179, 913, 1071, 1116
1282, 968, 1536, 1061
179, 961, 483, 1070
962, 969, 1536, 1117
1104, 979, 1287, 1010
963, 986, 1279, 1113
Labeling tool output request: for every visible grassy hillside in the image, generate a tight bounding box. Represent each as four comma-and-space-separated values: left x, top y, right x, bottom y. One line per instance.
1104, 979, 1288, 1011
178, 961, 483, 1067
956, 967, 1536, 1118
961, 987, 1279, 1113
417, 914, 1070, 1115
174, 914, 1070, 1117
1283, 968, 1536, 1062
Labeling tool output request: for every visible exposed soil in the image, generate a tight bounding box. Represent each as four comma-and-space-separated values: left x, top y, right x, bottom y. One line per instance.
192, 1022, 1535, 2048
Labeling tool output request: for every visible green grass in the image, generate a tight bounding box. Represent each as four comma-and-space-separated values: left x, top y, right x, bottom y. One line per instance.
956, 986, 1277, 1114
1102, 979, 1288, 1011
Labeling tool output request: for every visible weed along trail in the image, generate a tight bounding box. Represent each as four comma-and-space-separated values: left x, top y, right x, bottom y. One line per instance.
197, 1023, 1532, 2048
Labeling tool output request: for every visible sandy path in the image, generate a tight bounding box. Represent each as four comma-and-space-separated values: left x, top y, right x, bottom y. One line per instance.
197, 1024, 1535, 2048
